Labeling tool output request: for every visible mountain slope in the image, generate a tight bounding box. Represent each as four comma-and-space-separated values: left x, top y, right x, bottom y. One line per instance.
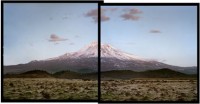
100, 44, 196, 74
101, 68, 197, 80
101, 44, 145, 60
4, 42, 196, 74
4, 42, 99, 74
4, 70, 53, 78
4, 70, 98, 80
4, 69, 195, 80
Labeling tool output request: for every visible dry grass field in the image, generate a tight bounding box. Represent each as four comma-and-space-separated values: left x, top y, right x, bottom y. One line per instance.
101, 79, 197, 101
3, 78, 98, 100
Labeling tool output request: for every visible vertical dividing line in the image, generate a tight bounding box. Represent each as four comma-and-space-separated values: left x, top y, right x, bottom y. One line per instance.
197, 4, 199, 102
97, 2, 101, 102
1, 2, 4, 101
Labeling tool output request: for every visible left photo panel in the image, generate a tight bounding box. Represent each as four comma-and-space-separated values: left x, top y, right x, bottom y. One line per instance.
2, 2, 98, 101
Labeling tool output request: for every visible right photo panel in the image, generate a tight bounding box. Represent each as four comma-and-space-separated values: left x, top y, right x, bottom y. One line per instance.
101, 5, 198, 102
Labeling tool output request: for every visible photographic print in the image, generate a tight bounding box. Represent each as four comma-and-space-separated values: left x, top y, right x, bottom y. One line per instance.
3, 3, 98, 101
100, 5, 198, 102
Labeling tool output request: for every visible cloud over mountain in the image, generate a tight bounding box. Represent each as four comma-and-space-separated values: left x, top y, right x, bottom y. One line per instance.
85, 9, 98, 23
121, 8, 142, 21
49, 34, 68, 42
85, 8, 118, 22
150, 29, 161, 33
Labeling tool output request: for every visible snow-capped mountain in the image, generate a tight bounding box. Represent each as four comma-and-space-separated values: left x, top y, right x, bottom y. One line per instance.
4, 41, 197, 74
4, 42, 99, 74
101, 43, 146, 61
100, 43, 196, 74
47, 41, 145, 61
47, 41, 98, 60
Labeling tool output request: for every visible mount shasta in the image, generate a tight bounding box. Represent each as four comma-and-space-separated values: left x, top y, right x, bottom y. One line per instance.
4, 42, 197, 74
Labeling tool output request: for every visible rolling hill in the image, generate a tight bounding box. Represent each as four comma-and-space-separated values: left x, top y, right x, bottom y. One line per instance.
4, 42, 197, 75
4, 70, 53, 78
101, 68, 197, 80
4, 70, 98, 80
4, 68, 196, 80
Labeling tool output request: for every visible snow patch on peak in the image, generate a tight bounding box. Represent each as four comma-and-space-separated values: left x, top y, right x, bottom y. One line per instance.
101, 44, 146, 61
48, 41, 98, 60
46, 41, 147, 61
74, 41, 98, 58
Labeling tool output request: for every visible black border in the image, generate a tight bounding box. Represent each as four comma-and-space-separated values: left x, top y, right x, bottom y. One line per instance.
1, 1, 200, 103
99, 3, 200, 103
98, 1, 102, 103
1, 0, 103, 102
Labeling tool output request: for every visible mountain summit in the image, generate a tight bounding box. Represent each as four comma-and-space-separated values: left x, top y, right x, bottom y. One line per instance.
4, 42, 196, 74
48, 41, 98, 60
101, 43, 145, 61
48, 41, 145, 61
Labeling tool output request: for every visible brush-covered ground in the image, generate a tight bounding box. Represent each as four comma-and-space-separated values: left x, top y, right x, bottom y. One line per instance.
101, 79, 197, 101
3, 78, 98, 100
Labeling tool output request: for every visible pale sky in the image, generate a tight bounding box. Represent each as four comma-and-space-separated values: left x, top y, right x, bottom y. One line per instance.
101, 6, 197, 67
4, 3, 98, 65
3, 4, 198, 67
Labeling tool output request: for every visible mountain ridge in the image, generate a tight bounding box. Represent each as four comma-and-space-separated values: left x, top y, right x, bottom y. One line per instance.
4, 42, 197, 74
101, 68, 197, 80
4, 68, 196, 80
